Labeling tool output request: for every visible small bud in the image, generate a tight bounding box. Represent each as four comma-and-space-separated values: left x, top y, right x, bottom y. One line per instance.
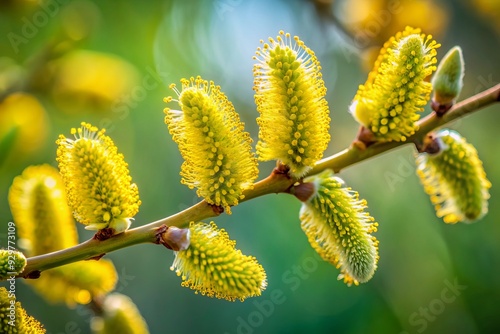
431, 46, 465, 114
170, 222, 267, 301
299, 170, 379, 286
160, 226, 190, 251
8, 164, 78, 256
56, 122, 141, 233
350, 26, 440, 142
253, 30, 331, 177
0, 287, 46, 333
292, 182, 316, 202
416, 129, 491, 223
28, 259, 118, 307
0, 249, 26, 279
164, 77, 258, 214
91, 293, 149, 334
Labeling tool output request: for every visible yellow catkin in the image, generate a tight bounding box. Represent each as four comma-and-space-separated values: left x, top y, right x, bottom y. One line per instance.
299, 170, 379, 286
0, 249, 26, 279
253, 30, 331, 177
8, 162, 119, 308
0, 287, 46, 333
91, 293, 149, 334
28, 260, 118, 307
416, 129, 491, 224
50, 50, 139, 112
0, 93, 48, 163
350, 26, 440, 142
8, 164, 78, 256
56, 122, 141, 232
164, 76, 258, 214
170, 222, 267, 301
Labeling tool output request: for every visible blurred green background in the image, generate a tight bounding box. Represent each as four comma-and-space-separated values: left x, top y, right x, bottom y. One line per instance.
1, 0, 500, 333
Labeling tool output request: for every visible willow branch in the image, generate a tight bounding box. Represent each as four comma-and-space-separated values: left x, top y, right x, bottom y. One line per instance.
16, 83, 500, 279
310, 83, 500, 174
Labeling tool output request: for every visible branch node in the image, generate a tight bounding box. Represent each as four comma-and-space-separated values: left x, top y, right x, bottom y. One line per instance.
154, 224, 168, 244
93, 228, 116, 241
24, 270, 41, 280
158, 225, 190, 251
273, 161, 291, 176
210, 204, 224, 215
417, 132, 440, 154
354, 126, 377, 149
291, 182, 316, 202
431, 99, 453, 116
87, 253, 106, 261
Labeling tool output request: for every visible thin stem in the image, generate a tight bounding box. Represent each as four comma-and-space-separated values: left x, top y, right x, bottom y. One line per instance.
20, 226, 158, 278
310, 83, 500, 174
15, 83, 500, 279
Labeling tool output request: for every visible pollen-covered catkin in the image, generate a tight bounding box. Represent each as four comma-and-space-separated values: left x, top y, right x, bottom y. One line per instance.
164, 77, 258, 214
298, 170, 379, 286
0, 287, 46, 333
416, 129, 490, 223
91, 293, 149, 334
350, 26, 440, 142
253, 30, 331, 177
56, 122, 140, 232
170, 222, 267, 301
8, 164, 78, 256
